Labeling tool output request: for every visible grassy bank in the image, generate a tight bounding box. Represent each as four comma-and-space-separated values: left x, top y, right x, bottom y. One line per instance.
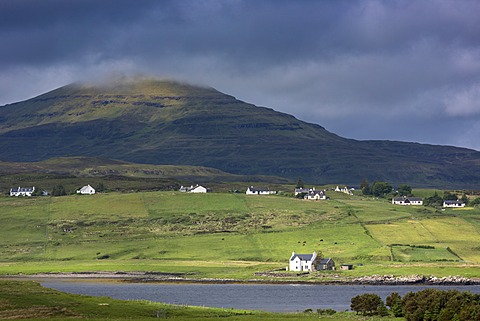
0, 191, 479, 279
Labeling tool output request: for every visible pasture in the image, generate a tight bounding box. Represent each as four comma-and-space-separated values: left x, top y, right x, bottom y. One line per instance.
0, 191, 479, 278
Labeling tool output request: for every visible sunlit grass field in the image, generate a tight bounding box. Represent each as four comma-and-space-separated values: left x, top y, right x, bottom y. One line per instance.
0, 191, 479, 278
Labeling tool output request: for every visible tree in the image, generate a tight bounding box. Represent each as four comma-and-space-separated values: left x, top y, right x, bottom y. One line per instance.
397, 184, 412, 196
470, 197, 480, 206
351, 293, 384, 316
360, 178, 371, 195
399, 289, 480, 321
424, 192, 443, 207
31, 187, 43, 196
295, 177, 304, 189
52, 185, 67, 196
371, 181, 392, 198
461, 194, 469, 206
96, 182, 105, 193
386, 292, 403, 317
443, 191, 458, 201
386, 292, 401, 308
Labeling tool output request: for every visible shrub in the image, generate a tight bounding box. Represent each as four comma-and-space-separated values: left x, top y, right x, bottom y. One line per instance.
317, 308, 336, 315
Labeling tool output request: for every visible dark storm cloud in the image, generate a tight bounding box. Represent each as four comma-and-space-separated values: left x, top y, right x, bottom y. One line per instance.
1, 0, 480, 150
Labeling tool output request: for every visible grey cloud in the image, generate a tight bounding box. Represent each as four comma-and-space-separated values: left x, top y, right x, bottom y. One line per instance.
1, 0, 480, 150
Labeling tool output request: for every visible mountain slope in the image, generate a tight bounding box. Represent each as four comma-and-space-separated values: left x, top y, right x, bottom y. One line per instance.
1, 77, 479, 188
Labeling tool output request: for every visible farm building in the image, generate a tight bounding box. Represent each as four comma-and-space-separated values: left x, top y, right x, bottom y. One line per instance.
392, 196, 423, 206
443, 200, 466, 208
246, 186, 276, 195
304, 189, 327, 200
317, 258, 335, 270
294, 187, 310, 196
335, 186, 353, 195
179, 184, 209, 193
289, 252, 335, 271
10, 186, 35, 197
77, 185, 96, 195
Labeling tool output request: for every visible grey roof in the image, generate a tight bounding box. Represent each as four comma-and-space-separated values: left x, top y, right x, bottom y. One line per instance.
295, 188, 309, 193
10, 187, 34, 193
319, 258, 333, 264
290, 254, 314, 261
249, 186, 270, 192
444, 200, 464, 204
393, 197, 422, 202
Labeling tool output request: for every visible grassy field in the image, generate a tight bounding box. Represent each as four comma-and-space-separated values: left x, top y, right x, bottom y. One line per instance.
0, 191, 479, 279
1, 280, 400, 321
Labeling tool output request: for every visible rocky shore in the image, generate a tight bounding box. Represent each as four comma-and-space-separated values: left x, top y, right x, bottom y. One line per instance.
344, 274, 480, 285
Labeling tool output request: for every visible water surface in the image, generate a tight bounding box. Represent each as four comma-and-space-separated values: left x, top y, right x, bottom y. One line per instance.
40, 280, 480, 312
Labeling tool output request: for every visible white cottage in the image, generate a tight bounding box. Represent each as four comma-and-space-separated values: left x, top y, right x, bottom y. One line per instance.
179, 184, 209, 193
189, 185, 208, 193
77, 185, 96, 195
443, 200, 466, 208
392, 196, 423, 205
305, 190, 327, 200
246, 186, 276, 195
289, 252, 319, 271
335, 186, 353, 195
10, 186, 35, 197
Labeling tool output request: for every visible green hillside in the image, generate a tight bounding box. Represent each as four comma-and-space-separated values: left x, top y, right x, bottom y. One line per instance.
1, 77, 480, 188
0, 191, 478, 279
0, 157, 288, 195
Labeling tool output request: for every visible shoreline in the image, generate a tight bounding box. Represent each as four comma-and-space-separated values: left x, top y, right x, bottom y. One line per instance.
3, 271, 480, 286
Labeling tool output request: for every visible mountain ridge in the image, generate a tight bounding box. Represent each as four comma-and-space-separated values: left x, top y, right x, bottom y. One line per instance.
1, 77, 479, 188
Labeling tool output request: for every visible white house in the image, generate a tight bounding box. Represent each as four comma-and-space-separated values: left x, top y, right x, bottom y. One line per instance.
289, 251, 319, 271
305, 190, 327, 200
294, 187, 310, 196
190, 185, 208, 193
77, 185, 96, 195
289, 252, 335, 271
179, 184, 209, 193
335, 186, 353, 195
246, 186, 276, 195
392, 196, 423, 206
443, 200, 466, 208
10, 186, 35, 197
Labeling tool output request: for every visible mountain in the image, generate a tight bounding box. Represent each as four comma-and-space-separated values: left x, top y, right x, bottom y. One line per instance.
1, 77, 479, 188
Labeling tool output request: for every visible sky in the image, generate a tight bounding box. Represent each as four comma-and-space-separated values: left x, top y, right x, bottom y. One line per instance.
1, 0, 480, 150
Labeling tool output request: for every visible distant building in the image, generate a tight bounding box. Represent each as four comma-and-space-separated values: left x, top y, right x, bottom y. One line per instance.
392, 196, 423, 206
304, 189, 327, 200
10, 186, 35, 197
77, 185, 96, 195
179, 184, 209, 193
340, 264, 354, 271
335, 186, 353, 195
246, 186, 276, 195
443, 200, 466, 208
294, 187, 310, 196
317, 258, 335, 271
289, 251, 335, 271
289, 251, 320, 272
